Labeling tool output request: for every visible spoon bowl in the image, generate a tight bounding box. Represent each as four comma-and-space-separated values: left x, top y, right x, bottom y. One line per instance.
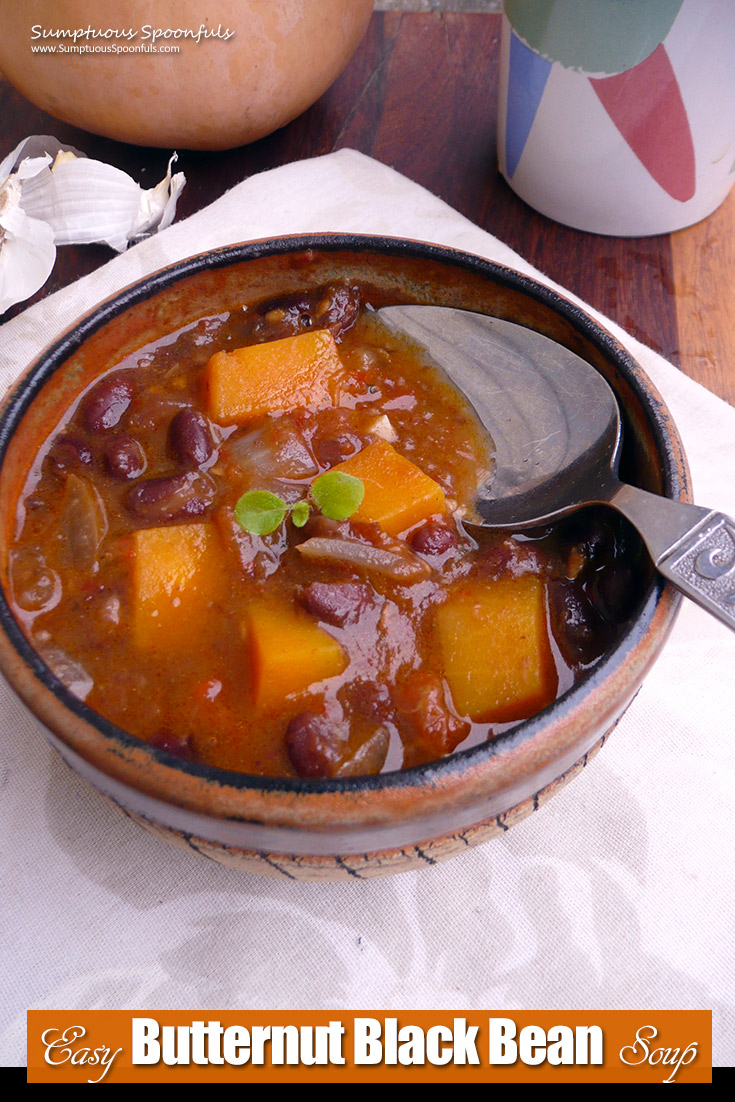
379, 305, 622, 527
379, 304, 735, 633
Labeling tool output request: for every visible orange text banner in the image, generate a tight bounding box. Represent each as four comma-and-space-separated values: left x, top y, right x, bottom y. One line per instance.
27, 1009, 712, 1084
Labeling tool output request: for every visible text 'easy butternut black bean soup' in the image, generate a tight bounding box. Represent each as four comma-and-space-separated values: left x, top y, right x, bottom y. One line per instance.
6, 284, 644, 778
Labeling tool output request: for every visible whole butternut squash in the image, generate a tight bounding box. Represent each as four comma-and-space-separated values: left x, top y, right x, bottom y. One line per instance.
0, 0, 374, 149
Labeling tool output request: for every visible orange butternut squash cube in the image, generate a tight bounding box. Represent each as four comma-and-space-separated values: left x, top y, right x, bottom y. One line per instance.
204, 329, 344, 424
244, 601, 348, 713
435, 575, 557, 722
132, 523, 221, 649
331, 439, 446, 536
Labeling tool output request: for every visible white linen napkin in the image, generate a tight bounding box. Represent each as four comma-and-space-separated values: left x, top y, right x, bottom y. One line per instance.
1, 150, 733, 1068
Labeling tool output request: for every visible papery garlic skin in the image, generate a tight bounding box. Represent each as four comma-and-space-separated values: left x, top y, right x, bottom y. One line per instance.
0, 171, 56, 314
0, 135, 186, 315
0, 134, 76, 184
130, 155, 185, 241
20, 151, 186, 253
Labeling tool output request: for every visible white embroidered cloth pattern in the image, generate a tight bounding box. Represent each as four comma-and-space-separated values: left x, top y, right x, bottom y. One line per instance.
1, 150, 733, 1067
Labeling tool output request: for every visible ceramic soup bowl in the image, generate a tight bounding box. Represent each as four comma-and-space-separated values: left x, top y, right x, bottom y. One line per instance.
0, 236, 686, 880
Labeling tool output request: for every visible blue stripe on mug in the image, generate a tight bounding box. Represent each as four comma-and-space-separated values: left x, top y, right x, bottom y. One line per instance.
506, 31, 552, 180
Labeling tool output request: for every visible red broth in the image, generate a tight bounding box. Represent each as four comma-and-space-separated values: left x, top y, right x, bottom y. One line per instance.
6, 283, 643, 778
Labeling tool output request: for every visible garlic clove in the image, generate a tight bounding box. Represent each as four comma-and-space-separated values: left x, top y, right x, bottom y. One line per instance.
0, 183, 56, 314
129, 154, 186, 240
0, 135, 186, 314
19, 152, 186, 253
0, 134, 81, 184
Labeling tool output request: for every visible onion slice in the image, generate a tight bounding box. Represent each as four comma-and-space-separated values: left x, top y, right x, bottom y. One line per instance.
296, 536, 431, 582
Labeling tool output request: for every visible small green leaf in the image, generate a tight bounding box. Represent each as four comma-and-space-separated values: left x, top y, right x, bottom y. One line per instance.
234, 490, 287, 536
291, 500, 311, 528
311, 470, 365, 521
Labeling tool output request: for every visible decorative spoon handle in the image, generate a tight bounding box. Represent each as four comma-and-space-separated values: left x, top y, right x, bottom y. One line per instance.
610, 482, 735, 631
657, 512, 735, 632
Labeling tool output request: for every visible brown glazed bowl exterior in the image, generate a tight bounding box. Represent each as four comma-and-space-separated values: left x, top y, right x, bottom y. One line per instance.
0, 236, 687, 880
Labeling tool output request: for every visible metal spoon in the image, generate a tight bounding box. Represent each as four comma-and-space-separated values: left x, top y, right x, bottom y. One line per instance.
378, 304, 735, 632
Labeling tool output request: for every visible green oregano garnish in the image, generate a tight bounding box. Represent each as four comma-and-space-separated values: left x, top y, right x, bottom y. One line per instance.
291, 500, 311, 528
234, 470, 364, 536
311, 470, 365, 521
233, 490, 287, 536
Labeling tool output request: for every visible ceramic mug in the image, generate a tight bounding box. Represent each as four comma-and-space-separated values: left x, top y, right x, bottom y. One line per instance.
497, 0, 735, 235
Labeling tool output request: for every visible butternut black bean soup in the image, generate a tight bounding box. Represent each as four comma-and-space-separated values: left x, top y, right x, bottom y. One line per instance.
6, 283, 643, 778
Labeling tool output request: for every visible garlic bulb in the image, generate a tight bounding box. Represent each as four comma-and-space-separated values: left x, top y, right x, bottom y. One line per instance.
0, 171, 56, 316
0, 135, 186, 314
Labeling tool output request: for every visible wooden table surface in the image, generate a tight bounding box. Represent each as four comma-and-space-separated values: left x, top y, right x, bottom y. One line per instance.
2, 9, 734, 405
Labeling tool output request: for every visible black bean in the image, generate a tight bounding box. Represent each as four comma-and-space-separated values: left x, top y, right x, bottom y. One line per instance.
48, 434, 93, 472
409, 520, 458, 557
125, 471, 216, 522
477, 537, 547, 579
81, 373, 134, 433
559, 511, 619, 571
169, 408, 215, 468
341, 679, 393, 723
476, 539, 515, 578
104, 436, 146, 481
314, 283, 362, 337
548, 577, 608, 667
316, 432, 363, 468
257, 294, 314, 337
285, 712, 347, 779
589, 561, 638, 624
298, 581, 373, 627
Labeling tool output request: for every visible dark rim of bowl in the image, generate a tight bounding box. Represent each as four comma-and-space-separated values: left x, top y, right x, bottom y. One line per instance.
0, 233, 682, 797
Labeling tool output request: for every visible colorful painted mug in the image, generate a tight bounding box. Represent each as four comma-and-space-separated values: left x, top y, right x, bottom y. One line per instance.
498, 0, 735, 235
